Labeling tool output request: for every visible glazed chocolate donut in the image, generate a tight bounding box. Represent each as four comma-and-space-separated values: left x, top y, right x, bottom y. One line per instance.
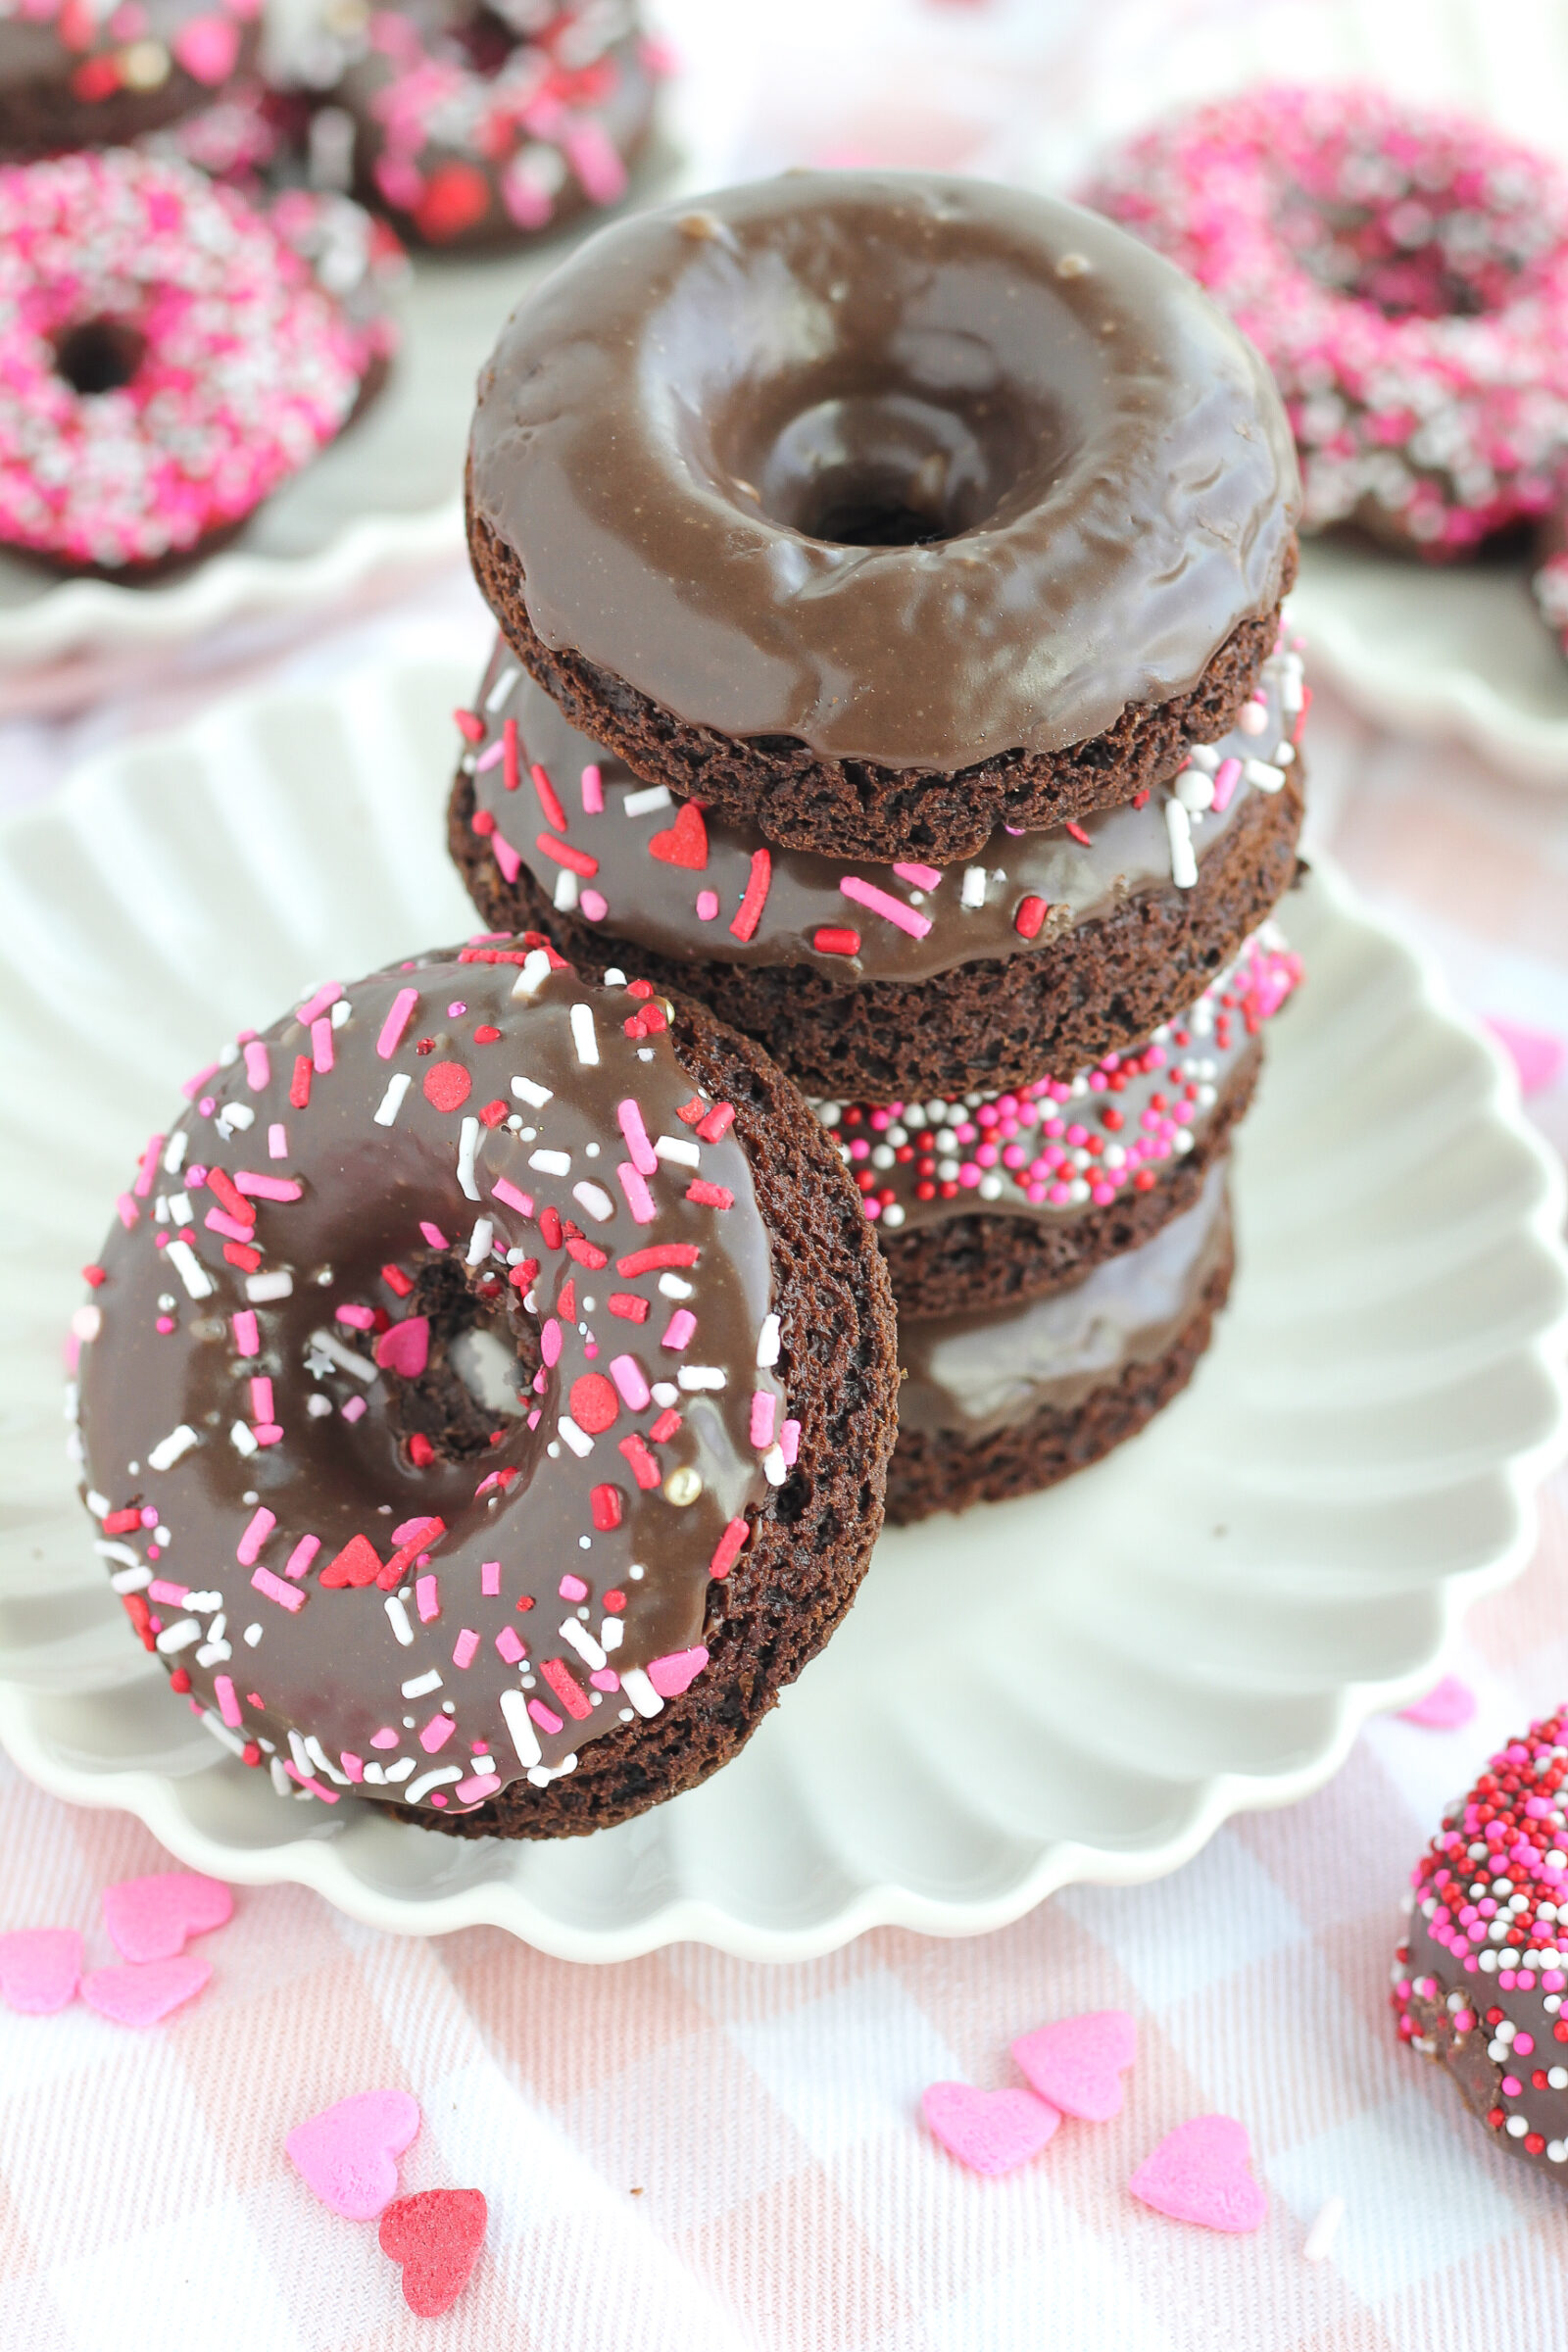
0, 0, 259, 159
72, 948, 897, 1839
466, 172, 1300, 861
331, 0, 656, 251
449, 633, 1306, 1102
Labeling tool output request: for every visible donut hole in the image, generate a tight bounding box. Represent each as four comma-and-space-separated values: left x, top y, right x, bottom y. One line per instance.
388, 1255, 540, 1467
54, 318, 147, 397
735, 388, 1051, 548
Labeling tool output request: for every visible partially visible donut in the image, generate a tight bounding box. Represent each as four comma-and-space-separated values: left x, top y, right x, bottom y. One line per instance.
1086, 85, 1568, 559
330, 0, 658, 251
71, 946, 897, 1840
0, 149, 384, 575
0, 0, 260, 159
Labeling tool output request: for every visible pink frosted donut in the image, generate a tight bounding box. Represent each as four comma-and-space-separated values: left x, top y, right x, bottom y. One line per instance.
1086, 86, 1568, 559
0, 149, 374, 574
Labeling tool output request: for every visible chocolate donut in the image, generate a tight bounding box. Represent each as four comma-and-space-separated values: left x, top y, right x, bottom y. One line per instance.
72, 948, 897, 1839
450, 635, 1307, 1102
886, 1164, 1235, 1524
1396, 1711, 1568, 2177
466, 171, 1301, 861
0, 0, 259, 159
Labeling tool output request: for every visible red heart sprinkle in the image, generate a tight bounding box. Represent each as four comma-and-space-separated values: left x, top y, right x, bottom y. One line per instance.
378, 2188, 487, 2317
422, 1061, 471, 1112
648, 802, 709, 870
569, 1373, 619, 1434
319, 1533, 383, 1589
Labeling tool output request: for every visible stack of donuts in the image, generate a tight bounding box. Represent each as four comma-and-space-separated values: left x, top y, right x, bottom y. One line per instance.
452, 172, 1310, 1521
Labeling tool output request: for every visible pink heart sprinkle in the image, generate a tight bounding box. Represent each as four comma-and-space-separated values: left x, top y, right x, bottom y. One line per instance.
922, 2081, 1060, 2175
1398, 1674, 1477, 1730
0, 1928, 83, 2014
1486, 1015, 1565, 1098
172, 13, 240, 81
646, 1645, 709, 1699
375, 1316, 430, 1379
1011, 2008, 1137, 2122
285, 2089, 421, 2220
103, 1870, 232, 1962
1129, 2115, 1267, 2232
80, 1955, 211, 2027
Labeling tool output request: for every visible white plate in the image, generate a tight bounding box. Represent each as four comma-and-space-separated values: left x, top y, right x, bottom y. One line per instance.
0, 658, 1565, 1960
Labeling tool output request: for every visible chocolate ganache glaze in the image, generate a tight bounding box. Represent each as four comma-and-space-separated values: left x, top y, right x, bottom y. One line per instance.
457, 636, 1305, 986
466, 171, 1300, 777
74, 952, 797, 1820
898, 1164, 1232, 1436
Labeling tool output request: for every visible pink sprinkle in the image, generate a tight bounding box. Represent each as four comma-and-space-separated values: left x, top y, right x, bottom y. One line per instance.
341, 1396, 368, 1424
560, 1573, 589, 1602
580, 888, 609, 921
181, 1061, 220, 1100
415, 1574, 440, 1623
335, 1303, 375, 1330
213, 1675, 242, 1729
296, 983, 342, 1026
1210, 757, 1243, 814
495, 1626, 526, 1665
377, 987, 419, 1060
268, 1123, 287, 1159
892, 861, 942, 889
419, 1714, 455, 1755
590, 1669, 620, 1693
662, 1307, 697, 1351
697, 890, 719, 921
251, 1566, 305, 1613
481, 1560, 501, 1596
455, 1774, 502, 1804
243, 1041, 270, 1091
541, 1317, 563, 1368
204, 1207, 253, 1244
751, 1391, 776, 1447
617, 1098, 659, 1174
370, 1727, 400, 1750
528, 1697, 564, 1735
232, 1309, 259, 1357
234, 1172, 301, 1201
780, 1418, 801, 1468
492, 1177, 533, 1217
341, 1752, 364, 1783
147, 1579, 188, 1604
419, 1221, 448, 1250
132, 1135, 163, 1198
581, 763, 604, 812
247, 1387, 276, 1445
493, 831, 522, 885
839, 875, 933, 939
453, 1628, 480, 1669
117, 1193, 139, 1230
616, 1160, 658, 1224
311, 1017, 334, 1074
609, 1354, 650, 1410
284, 1535, 319, 1581
283, 1763, 339, 1804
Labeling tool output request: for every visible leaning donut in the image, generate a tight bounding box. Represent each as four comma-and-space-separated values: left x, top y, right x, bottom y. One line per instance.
1086, 84, 1568, 559
0, 149, 380, 575
71, 945, 897, 1839
0, 0, 259, 159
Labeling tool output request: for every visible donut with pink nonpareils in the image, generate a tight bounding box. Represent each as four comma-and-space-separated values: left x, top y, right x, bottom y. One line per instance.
70, 946, 896, 1839
1086, 85, 1568, 559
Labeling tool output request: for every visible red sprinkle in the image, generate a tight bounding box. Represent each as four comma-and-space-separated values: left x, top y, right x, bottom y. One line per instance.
473, 1024, 501, 1045
1065, 821, 1092, 847
382, 1262, 415, 1297
318, 1533, 383, 1590
206, 1167, 254, 1226
539, 1206, 564, 1250
565, 1235, 610, 1271
102, 1506, 142, 1535
479, 1099, 509, 1128
508, 1257, 540, 1293
536, 832, 599, 879
122, 1592, 155, 1650
696, 1102, 735, 1144
590, 1483, 624, 1531
423, 1061, 471, 1113
558, 1278, 576, 1323
617, 1243, 701, 1276
649, 1407, 683, 1444
1131, 788, 1151, 809
686, 1180, 734, 1210
730, 847, 771, 942
813, 926, 860, 957
531, 763, 567, 832
289, 1056, 312, 1109
408, 1434, 435, 1468
569, 1374, 619, 1433
608, 1291, 650, 1322
603, 1590, 626, 1614
710, 1518, 749, 1579
540, 1656, 593, 1721
618, 1433, 662, 1490
454, 708, 485, 743
82, 1263, 106, 1288
674, 1096, 707, 1127
503, 717, 520, 792
222, 1241, 262, 1273
471, 809, 497, 836
1013, 894, 1049, 941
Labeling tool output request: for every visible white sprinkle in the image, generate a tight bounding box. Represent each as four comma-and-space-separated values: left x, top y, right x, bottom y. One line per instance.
1245, 757, 1287, 794
456, 1115, 481, 1200
304, 1734, 347, 1784
148, 1423, 199, 1471
465, 1216, 494, 1266
678, 1366, 727, 1392
558, 1416, 593, 1457
659, 1273, 693, 1300
405, 1766, 464, 1804
762, 1445, 788, 1486
384, 1593, 415, 1645
1164, 798, 1198, 889
572, 1180, 614, 1222
619, 1667, 662, 1719
486, 665, 519, 710
569, 1003, 599, 1065
229, 1421, 259, 1457
165, 1240, 214, 1299
529, 1150, 571, 1177
401, 1668, 443, 1697
650, 1382, 678, 1407
374, 1071, 412, 1127
155, 1617, 201, 1653
1302, 2196, 1344, 2262
499, 1687, 543, 1767
511, 1074, 552, 1106
383, 1755, 416, 1783
308, 1327, 378, 1382
512, 948, 554, 998
623, 783, 672, 816
600, 1617, 623, 1653
86, 1490, 110, 1518
109, 1564, 153, 1592
654, 1135, 700, 1167
243, 1624, 263, 1646
246, 1269, 293, 1302
960, 865, 987, 908
757, 1313, 781, 1367
1175, 768, 1215, 812
163, 1130, 188, 1174
166, 1192, 191, 1226
553, 866, 580, 912
560, 1618, 607, 1670
72, 1303, 101, 1343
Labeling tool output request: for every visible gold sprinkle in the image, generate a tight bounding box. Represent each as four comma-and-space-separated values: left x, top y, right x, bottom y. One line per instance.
732, 478, 760, 502
119, 39, 170, 87
1054, 253, 1091, 278
663, 1466, 704, 1506
678, 212, 721, 240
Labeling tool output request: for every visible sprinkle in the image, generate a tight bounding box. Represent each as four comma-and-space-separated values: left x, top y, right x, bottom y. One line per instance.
457, 1117, 481, 1200
1245, 757, 1287, 794
591, 1484, 623, 1530
384, 1594, 415, 1645
511, 1074, 552, 1107
686, 1180, 734, 1210
960, 866, 988, 909
284, 1536, 320, 1580
710, 1519, 749, 1579
581, 762, 604, 811
780, 1418, 801, 1467
236, 1506, 275, 1565
308, 1327, 378, 1382
538, 833, 600, 879
569, 1004, 600, 1065
696, 1102, 735, 1144
377, 988, 419, 1058
466, 1216, 494, 1265
654, 1134, 699, 1167
148, 1424, 199, 1471
730, 848, 772, 941
454, 708, 485, 743
616, 1161, 658, 1224
251, 1567, 305, 1613
374, 1073, 411, 1127
756, 1314, 781, 1367
751, 1392, 776, 1447
678, 1366, 726, 1392
619, 1666, 662, 1719
165, 1240, 214, 1299
617, 1097, 659, 1174
814, 926, 860, 956
697, 891, 719, 920
617, 1244, 701, 1276
246, 1270, 293, 1302
560, 1618, 607, 1671
311, 1018, 334, 1074
573, 1181, 614, 1223
289, 1056, 312, 1108
893, 861, 942, 889
1165, 799, 1198, 889
610, 1354, 651, 1408
531, 762, 567, 831
609, 1292, 649, 1322
1210, 756, 1244, 814
541, 1657, 592, 1721
839, 874, 932, 939
453, 1628, 480, 1669
492, 1176, 534, 1217
487, 667, 517, 712
296, 983, 342, 1026
420, 1221, 449, 1250
619, 1433, 662, 1490
1014, 894, 1049, 940
558, 1417, 593, 1458
401, 1668, 442, 1698
481, 1561, 501, 1595
499, 1688, 542, 1766
662, 1308, 697, 1351
418, 1714, 456, 1755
